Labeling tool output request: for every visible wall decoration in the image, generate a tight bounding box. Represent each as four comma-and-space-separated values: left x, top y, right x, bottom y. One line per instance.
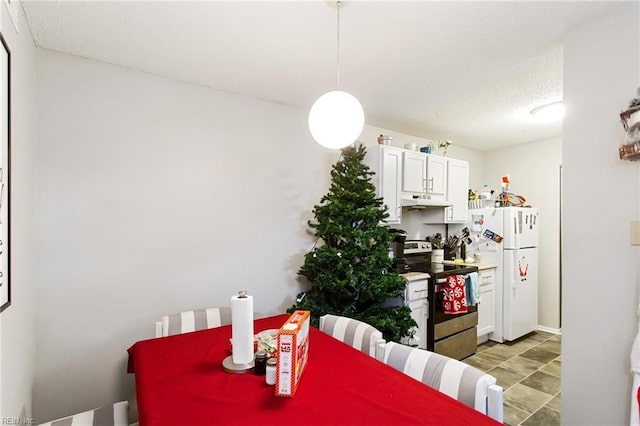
0, 33, 10, 312
619, 87, 640, 160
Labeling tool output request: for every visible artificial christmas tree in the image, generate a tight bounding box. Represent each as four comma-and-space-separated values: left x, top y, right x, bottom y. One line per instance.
288, 144, 415, 343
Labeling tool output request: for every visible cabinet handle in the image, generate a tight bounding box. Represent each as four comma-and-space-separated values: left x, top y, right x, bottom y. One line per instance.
428, 177, 434, 192
413, 289, 427, 293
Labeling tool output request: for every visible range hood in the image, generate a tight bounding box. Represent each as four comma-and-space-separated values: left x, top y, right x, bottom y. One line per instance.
401, 197, 452, 209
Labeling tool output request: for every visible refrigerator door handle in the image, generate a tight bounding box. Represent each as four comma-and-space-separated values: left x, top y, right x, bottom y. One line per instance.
512, 249, 519, 290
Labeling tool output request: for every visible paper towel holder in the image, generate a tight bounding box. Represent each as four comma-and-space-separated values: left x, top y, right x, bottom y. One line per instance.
222, 354, 255, 374
222, 290, 255, 374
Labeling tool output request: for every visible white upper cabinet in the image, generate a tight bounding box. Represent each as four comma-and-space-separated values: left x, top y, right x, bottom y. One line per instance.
446, 158, 469, 222
425, 155, 447, 199
401, 152, 447, 201
366, 145, 468, 224
402, 151, 427, 194
423, 157, 469, 224
365, 145, 403, 224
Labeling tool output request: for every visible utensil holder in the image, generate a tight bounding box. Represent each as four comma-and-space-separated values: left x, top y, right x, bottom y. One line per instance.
432, 249, 444, 263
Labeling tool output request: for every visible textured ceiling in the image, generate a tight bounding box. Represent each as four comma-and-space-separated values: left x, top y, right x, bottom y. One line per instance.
22, 1, 625, 151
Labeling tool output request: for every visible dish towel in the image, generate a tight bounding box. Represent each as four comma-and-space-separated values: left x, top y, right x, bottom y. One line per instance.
442, 275, 468, 315
465, 272, 480, 306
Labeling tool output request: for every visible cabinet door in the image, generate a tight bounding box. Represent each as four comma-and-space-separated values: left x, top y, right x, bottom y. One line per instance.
381, 147, 402, 223
408, 299, 428, 350
426, 155, 447, 197
446, 158, 469, 222
402, 151, 427, 193
477, 270, 496, 337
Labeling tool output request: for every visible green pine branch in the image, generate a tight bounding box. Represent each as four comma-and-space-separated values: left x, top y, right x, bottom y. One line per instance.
289, 144, 416, 342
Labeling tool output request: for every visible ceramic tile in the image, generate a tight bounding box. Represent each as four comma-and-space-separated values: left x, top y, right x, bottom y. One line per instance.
486, 343, 527, 360
502, 337, 542, 352
478, 340, 498, 351
536, 339, 561, 355
521, 405, 560, 426
463, 355, 489, 371
540, 359, 561, 378
462, 332, 561, 423
523, 331, 553, 342
520, 371, 561, 396
504, 383, 552, 414
464, 350, 506, 371
503, 403, 530, 426
487, 366, 527, 390
500, 355, 544, 376
520, 347, 559, 364
546, 393, 561, 412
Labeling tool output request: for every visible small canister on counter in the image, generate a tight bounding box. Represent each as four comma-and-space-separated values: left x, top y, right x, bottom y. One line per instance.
254, 351, 267, 376
265, 358, 277, 385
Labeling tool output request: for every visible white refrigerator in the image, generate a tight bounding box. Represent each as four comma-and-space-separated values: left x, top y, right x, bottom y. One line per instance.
469, 207, 539, 342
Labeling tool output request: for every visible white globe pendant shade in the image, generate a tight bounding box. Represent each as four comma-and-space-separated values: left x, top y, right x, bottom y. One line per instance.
308, 90, 365, 149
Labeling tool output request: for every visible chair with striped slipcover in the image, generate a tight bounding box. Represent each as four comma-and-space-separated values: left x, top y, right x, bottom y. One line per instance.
318, 314, 386, 360
379, 341, 503, 422
38, 401, 129, 426
154, 306, 232, 337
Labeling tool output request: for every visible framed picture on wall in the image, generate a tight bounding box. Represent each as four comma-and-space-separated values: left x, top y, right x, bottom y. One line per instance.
0, 33, 10, 312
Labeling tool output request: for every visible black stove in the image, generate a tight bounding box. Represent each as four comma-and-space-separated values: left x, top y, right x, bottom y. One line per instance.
398, 239, 479, 360
400, 240, 477, 277
427, 263, 478, 276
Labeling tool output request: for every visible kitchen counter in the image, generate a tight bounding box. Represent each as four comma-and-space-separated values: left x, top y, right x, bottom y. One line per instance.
441, 260, 497, 271
399, 272, 431, 281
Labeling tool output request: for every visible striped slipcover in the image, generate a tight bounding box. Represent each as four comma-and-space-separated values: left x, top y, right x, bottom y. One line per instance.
319, 314, 385, 359
38, 401, 129, 426
156, 306, 232, 337
380, 341, 503, 421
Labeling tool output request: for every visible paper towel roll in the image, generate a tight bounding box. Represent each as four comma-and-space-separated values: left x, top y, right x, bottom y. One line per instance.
231, 291, 254, 364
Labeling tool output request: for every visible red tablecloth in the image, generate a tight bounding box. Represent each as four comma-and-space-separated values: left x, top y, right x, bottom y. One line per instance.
127, 314, 500, 425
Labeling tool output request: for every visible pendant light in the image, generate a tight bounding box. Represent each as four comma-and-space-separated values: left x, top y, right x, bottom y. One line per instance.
308, 0, 364, 150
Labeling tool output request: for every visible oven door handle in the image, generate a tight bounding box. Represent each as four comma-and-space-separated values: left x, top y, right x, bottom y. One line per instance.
435, 278, 448, 284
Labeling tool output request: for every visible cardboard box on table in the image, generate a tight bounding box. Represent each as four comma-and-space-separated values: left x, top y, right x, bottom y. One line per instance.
276, 310, 310, 397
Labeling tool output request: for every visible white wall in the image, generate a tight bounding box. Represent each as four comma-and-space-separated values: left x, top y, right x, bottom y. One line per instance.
0, 3, 38, 421
483, 137, 562, 330
33, 49, 342, 422
562, 4, 639, 424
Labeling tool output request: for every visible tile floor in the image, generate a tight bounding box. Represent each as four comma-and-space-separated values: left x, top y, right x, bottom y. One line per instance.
464, 331, 561, 426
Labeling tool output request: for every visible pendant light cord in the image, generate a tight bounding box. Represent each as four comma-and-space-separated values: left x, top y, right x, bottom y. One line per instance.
336, 0, 341, 89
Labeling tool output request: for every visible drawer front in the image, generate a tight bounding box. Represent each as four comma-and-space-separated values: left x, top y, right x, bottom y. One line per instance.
406, 279, 428, 301
434, 326, 478, 360
434, 311, 478, 340
479, 269, 495, 285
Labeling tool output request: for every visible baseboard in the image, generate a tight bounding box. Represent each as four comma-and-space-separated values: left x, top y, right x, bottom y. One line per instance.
537, 325, 561, 335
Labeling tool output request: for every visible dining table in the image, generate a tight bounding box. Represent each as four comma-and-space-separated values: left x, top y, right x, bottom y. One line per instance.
127, 314, 501, 425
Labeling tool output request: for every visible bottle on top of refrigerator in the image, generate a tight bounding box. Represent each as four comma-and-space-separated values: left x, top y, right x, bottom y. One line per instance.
480, 184, 491, 200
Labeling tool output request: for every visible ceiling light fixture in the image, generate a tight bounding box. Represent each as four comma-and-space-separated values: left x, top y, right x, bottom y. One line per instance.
529, 101, 565, 123
308, 0, 364, 150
